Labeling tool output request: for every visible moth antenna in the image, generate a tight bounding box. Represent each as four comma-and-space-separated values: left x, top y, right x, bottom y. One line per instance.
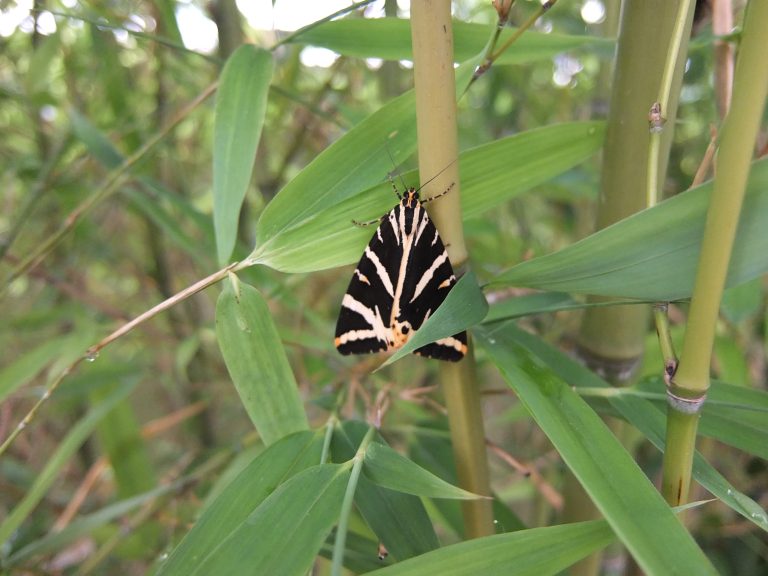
415, 157, 459, 200
384, 143, 408, 198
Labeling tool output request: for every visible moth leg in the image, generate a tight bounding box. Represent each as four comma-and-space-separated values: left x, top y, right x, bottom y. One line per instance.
352, 215, 386, 227
421, 182, 455, 204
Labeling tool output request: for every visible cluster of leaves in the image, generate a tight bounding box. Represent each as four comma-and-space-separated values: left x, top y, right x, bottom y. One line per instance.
1, 2, 766, 575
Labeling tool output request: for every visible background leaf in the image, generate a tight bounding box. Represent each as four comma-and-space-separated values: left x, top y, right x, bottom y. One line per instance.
363, 442, 482, 499
158, 431, 324, 576
253, 122, 604, 273
366, 520, 614, 576
498, 323, 768, 533
332, 421, 440, 561
215, 280, 308, 444
287, 18, 612, 65
214, 45, 273, 264
492, 157, 768, 300
475, 323, 719, 576
0, 383, 135, 546
187, 463, 350, 576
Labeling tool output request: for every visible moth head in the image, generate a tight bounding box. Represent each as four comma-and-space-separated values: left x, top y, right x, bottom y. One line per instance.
404, 188, 419, 207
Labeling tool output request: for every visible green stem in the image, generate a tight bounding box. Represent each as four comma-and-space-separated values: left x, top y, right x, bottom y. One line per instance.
331, 426, 376, 576
653, 303, 678, 383
410, 0, 493, 538
470, 0, 558, 89
646, 0, 694, 207
662, 0, 768, 505
488, 1, 557, 62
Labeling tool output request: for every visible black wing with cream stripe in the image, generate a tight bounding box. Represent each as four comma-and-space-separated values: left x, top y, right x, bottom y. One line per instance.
335, 188, 467, 362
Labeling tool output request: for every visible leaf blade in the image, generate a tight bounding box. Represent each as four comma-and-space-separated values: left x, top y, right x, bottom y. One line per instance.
158, 431, 324, 576
492, 157, 768, 300
366, 521, 614, 576
475, 323, 719, 576
363, 442, 482, 499
214, 45, 273, 264
215, 281, 308, 444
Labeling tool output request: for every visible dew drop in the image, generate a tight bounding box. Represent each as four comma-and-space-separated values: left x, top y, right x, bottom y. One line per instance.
84, 351, 99, 363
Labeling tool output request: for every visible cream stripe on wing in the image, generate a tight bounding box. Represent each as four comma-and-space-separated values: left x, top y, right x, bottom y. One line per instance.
435, 336, 467, 353
410, 251, 449, 303
336, 329, 378, 344
341, 295, 390, 343
364, 247, 394, 298
414, 207, 430, 247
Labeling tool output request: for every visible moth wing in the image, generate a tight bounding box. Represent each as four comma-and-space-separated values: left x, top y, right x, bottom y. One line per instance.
398, 205, 467, 361
334, 207, 403, 355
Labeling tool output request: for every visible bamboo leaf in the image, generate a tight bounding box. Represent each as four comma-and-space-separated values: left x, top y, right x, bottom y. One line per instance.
491, 157, 768, 300
158, 431, 324, 576
363, 442, 482, 500
0, 330, 94, 403
332, 421, 439, 561
286, 18, 612, 65
213, 45, 273, 264
187, 463, 350, 576
0, 383, 135, 546
215, 280, 308, 444
365, 520, 614, 576
252, 90, 418, 265
500, 323, 768, 533
382, 271, 488, 367
253, 122, 604, 273
8, 482, 180, 566
475, 323, 719, 575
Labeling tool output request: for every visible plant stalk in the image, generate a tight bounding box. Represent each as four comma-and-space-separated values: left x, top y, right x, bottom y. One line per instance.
662, 0, 768, 506
570, 3, 693, 574
410, 0, 494, 538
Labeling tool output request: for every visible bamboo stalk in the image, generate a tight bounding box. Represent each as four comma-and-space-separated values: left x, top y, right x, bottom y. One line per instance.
569, 3, 693, 574
410, 0, 494, 538
662, 0, 768, 506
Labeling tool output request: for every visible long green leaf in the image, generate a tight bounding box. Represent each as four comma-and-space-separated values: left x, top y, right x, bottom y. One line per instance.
0, 383, 135, 546
381, 271, 487, 367
0, 330, 94, 403
501, 323, 768, 533
188, 463, 350, 576
215, 280, 308, 444
363, 442, 481, 499
253, 122, 604, 273
158, 431, 324, 576
492, 157, 768, 300
213, 45, 273, 264
475, 323, 718, 576
9, 481, 180, 567
332, 421, 439, 561
366, 520, 614, 576
252, 90, 418, 263
408, 424, 527, 538
287, 18, 612, 65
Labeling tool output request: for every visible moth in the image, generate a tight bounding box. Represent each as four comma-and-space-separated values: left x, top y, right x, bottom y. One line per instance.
334, 179, 467, 362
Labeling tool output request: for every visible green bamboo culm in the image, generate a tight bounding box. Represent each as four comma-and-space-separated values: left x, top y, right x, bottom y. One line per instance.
568, 2, 693, 574
661, 0, 768, 507
409, 0, 494, 538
